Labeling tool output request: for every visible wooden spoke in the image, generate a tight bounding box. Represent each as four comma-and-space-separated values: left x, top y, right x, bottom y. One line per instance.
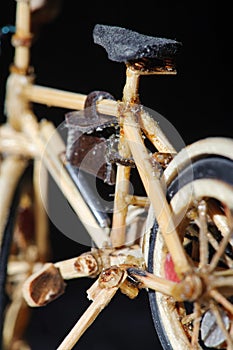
208, 228, 233, 273
127, 267, 178, 298
56, 275, 124, 350
209, 302, 233, 349
198, 200, 209, 270
191, 302, 202, 349
210, 289, 233, 316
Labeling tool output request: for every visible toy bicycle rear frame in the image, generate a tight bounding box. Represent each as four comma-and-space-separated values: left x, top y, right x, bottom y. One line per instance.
1, 1, 233, 350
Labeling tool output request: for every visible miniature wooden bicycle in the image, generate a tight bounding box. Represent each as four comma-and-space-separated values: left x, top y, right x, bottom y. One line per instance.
1, 1, 233, 349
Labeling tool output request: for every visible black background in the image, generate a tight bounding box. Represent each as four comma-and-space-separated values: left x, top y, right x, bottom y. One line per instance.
0, 1, 233, 349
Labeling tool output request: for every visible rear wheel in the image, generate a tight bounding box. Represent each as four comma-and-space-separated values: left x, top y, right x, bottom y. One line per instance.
1, 164, 49, 350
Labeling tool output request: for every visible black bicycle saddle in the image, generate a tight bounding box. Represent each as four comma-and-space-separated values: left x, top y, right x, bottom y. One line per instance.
93, 24, 182, 63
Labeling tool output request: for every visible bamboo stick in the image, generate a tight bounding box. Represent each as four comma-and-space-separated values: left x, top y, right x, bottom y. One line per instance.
111, 151, 131, 247
54, 254, 99, 280
208, 228, 233, 273
13, 0, 31, 72
198, 200, 208, 270
191, 302, 202, 348
210, 289, 233, 315
9, 257, 92, 281
5, 73, 35, 130
208, 199, 231, 238
7, 260, 32, 275
23, 244, 142, 282
0, 137, 34, 157
122, 109, 192, 276
0, 124, 36, 157
110, 66, 140, 247
21, 83, 177, 152
22, 256, 98, 308
190, 222, 233, 268
33, 158, 50, 261
56, 281, 119, 350
22, 84, 112, 113
209, 301, 233, 349
140, 109, 176, 153
127, 267, 177, 296
126, 195, 150, 207
123, 67, 140, 103
0, 156, 28, 247
23, 263, 66, 307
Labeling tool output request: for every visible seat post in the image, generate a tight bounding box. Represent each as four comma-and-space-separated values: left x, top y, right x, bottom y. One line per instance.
110, 64, 141, 248
122, 58, 177, 104
122, 66, 140, 104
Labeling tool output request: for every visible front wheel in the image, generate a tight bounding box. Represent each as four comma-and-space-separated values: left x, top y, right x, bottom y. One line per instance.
147, 137, 233, 350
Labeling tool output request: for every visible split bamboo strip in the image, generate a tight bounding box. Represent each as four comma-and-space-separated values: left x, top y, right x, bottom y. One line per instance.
0, 156, 28, 247
123, 110, 191, 276
56, 282, 118, 350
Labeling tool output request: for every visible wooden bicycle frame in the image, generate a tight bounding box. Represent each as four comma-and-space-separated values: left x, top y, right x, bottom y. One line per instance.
0, 1, 200, 348
2, 0, 193, 273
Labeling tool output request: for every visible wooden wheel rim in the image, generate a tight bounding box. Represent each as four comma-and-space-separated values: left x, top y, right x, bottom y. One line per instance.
150, 179, 233, 350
